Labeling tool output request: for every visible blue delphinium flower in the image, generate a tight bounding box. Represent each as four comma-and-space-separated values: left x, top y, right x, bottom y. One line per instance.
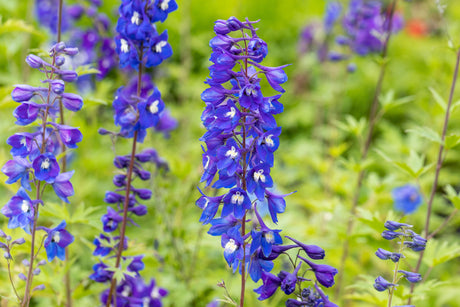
35, 0, 118, 84
1, 42, 81, 305
197, 16, 337, 305
90, 1, 176, 305
42, 221, 75, 261
392, 184, 423, 214
374, 221, 426, 303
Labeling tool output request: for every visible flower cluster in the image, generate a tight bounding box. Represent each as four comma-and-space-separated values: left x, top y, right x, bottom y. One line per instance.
1, 42, 79, 303
36, 0, 117, 87
374, 221, 425, 295
115, 0, 177, 69
298, 0, 404, 72
197, 16, 337, 305
90, 1, 177, 306
2, 42, 79, 254
392, 185, 423, 215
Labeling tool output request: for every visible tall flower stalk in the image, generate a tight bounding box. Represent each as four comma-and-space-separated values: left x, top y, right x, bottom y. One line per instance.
1, 41, 82, 306
335, 0, 399, 298
89, 0, 177, 306
197, 17, 337, 306
406, 47, 460, 305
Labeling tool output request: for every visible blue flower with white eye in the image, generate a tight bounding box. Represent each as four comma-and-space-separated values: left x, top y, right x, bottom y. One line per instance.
43, 221, 74, 261
1, 188, 37, 234
221, 226, 244, 271
32, 153, 60, 183
221, 188, 251, 219
216, 138, 241, 176
247, 163, 273, 201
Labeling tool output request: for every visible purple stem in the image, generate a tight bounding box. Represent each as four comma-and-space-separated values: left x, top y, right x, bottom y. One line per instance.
407, 47, 460, 305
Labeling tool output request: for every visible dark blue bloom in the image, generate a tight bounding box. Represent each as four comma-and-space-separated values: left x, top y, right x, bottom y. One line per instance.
207, 215, 238, 236
216, 138, 241, 176
286, 236, 325, 260
299, 256, 338, 288
138, 87, 165, 129
1, 188, 36, 233
247, 163, 273, 201
398, 270, 422, 283
221, 188, 252, 219
32, 153, 60, 183
381, 230, 403, 240
7, 132, 36, 158
44, 221, 74, 261
2, 157, 32, 190
51, 171, 75, 203
221, 226, 244, 271
93, 234, 112, 257
392, 185, 423, 214
373, 276, 396, 292
56, 125, 83, 149
145, 30, 173, 68
90, 262, 113, 282
375, 248, 403, 263
384, 220, 413, 231
250, 206, 282, 257
254, 271, 281, 300
196, 188, 224, 225
278, 263, 302, 295
101, 207, 123, 232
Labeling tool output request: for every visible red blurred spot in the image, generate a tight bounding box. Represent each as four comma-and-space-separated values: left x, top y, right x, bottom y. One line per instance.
407, 19, 428, 37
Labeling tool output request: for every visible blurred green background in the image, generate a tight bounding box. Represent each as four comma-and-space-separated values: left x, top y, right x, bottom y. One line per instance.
0, 0, 460, 306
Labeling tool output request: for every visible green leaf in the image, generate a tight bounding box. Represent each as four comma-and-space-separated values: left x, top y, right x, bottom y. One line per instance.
422, 239, 460, 267
444, 185, 460, 210
406, 126, 443, 145
445, 134, 460, 150
334, 115, 366, 137
429, 87, 447, 111
380, 90, 414, 112
75, 65, 100, 77
0, 19, 45, 38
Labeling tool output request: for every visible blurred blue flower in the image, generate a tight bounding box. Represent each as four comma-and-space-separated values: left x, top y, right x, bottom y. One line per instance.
392, 185, 423, 214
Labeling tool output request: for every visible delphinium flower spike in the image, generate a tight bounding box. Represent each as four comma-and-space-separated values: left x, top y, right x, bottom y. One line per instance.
1, 42, 81, 306
90, 1, 177, 306
374, 221, 425, 306
197, 17, 337, 306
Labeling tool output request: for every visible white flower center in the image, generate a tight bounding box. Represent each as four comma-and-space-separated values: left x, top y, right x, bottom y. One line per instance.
131, 11, 141, 25
203, 199, 209, 210
120, 39, 129, 53
149, 100, 159, 114
204, 156, 210, 170
265, 135, 274, 147
20, 137, 27, 147
265, 231, 275, 243
160, 0, 171, 10
253, 169, 265, 183
41, 158, 50, 170
225, 146, 238, 159
155, 41, 167, 53
231, 191, 244, 205
121, 285, 131, 297
151, 286, 160, 299
52, 232, 61, 243
225, 107, 236, 118
143, 297, 150, 307
107, 220, 113, 228
21, 200, 29, 213
225, 239, 238, 253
